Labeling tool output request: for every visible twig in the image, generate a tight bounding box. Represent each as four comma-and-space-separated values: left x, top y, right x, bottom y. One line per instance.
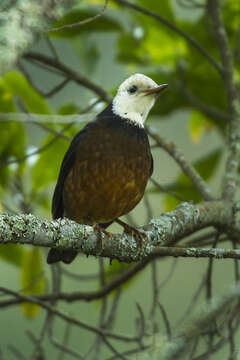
0, 287, 139, 343
149, 260, 159, 333
93, 258, 108, 360
206, 232, 220, 301
7, 346, 26, 360
49, 0, 109, 33
104, 288, 121, 330
181, 86, 229, 123
112, 0, 222, 74
31, 121, 71, 141
0, 258, 152, 307
1, 122, 74, 166
0, 112, 95, 124
44, 78, 71, 98
135, 302, 146, 345
48, 317, 84, 360
150, 178, 186, 201
58, 323, 72, 360
147, 126, 214, 201
105, 345, 150, 360
158, 303, 172, 339
157, 258, 178, 292
166, 284, 240, 359
24, 52, 110, 102
208, 0, 240, 202
61, 267, 100, 281
17, 61, 47, 98
46, 36, 59, 60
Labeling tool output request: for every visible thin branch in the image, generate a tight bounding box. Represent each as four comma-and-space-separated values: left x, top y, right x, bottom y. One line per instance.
24, 52, 111, 102
207, 0, 240, 202
0, 258, 152, 307
166, 284, 240, 360
150, 178, 186, 202
46, 36, 59, 61
176, 273, 207, 326
1, 122, 74, 166
44, 78, 71, 98
48, 318, 84, 360
0, 112, 95, 124
112, 0, 222, 74
206, 232, 220, 301
49, 0, 109, 33
147, 126, 215, 201
181, 86, 230, 123
0, 287, 138, 344
158, 303, 172, 339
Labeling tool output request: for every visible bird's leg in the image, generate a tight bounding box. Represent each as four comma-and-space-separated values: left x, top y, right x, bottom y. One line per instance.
93, 224, 112, 252
115, 218, 147, 249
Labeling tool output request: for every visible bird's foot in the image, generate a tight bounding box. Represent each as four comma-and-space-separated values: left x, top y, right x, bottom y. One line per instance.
115, 218, 147, 249
93, 224, 112, 253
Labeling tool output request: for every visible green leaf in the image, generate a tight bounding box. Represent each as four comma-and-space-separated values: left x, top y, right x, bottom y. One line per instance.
189, 110, 213, 144
105, 260, 132, 281
57, 103, 79, 115
143, 28, 186, 65
21, 248, 45, 319
50, 9, 122, 38
32, 122, 86, 190
104, 260, 135, 292
0, 244, 24, 266
117, 33, 149, 65
2, 71, 50, 114
138, 0, 174, 21
0, 80, 26, 184
32, 135, 69, 190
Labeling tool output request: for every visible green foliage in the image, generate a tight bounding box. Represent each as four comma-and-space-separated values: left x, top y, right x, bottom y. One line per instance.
0, 0, 239, 355
50, 9, 122, 38
32, 134, 70, 190
21, 248, 45, 318
105, 259, 132, 281
2, 71, 50, 114
0, 78, 26, 185
0, 244, 24, 266
0, 0, 238, 306
189, 110, 213, 143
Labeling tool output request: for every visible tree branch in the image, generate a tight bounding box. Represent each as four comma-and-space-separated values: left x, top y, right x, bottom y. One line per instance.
0, 200, 240, 309
147, 126, 215, 201
208, 0, 240, 202
0, 287, 138, 344
112, 0, 222, 75
0, 201, 236, 262
49, 0, 109, 33
24, 52, 111, 102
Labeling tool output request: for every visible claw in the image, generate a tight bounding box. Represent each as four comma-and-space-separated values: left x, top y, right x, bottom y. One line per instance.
93, 224, 113, 252
115, 218, 147, 248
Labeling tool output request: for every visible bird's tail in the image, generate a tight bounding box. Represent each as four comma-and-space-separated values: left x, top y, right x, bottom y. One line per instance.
47, 248, 77, 264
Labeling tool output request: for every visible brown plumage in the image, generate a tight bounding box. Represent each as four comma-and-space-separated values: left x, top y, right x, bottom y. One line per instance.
47, 74, 167, 264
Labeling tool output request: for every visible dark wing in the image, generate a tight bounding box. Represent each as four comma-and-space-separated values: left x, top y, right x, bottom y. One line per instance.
150, 153, 154, 177
52, 122, 93, 219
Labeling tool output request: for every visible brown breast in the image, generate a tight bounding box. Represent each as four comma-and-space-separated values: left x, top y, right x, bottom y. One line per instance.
63, 117, 152, 224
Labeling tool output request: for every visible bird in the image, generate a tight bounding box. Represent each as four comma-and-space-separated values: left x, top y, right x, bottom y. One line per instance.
47, 73, 168, 264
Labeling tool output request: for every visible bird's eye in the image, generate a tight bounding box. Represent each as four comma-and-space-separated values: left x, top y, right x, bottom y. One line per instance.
128, 85, 138, 94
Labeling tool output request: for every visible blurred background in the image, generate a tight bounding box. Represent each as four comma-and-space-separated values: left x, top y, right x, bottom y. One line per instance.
0, 0, 239, 359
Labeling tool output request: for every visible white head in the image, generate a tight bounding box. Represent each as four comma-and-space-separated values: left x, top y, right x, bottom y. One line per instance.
112, 73, 168, 127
